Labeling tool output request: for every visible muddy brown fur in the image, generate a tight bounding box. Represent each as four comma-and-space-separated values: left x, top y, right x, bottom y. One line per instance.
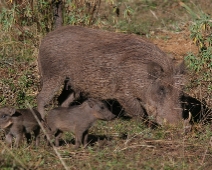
0, 107, 42, 148
37, 26, 184, 125
46, 98, 115, 148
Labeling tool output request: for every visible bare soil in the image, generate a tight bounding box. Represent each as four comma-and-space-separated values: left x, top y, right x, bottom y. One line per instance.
150, 28, 198, 61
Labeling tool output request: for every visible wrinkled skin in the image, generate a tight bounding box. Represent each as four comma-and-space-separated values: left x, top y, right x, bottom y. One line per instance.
0, 107, 41, 147
46, 98, 115, 148
37, 26, 184, 125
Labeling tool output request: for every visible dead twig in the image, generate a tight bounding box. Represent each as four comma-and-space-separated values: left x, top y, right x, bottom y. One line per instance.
26, 101, 71, 170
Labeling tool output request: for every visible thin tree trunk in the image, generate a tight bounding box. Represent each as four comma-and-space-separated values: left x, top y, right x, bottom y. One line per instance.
53, 0, 63, 29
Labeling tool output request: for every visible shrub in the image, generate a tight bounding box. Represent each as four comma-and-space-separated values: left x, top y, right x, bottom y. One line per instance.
182, 2, 212, 107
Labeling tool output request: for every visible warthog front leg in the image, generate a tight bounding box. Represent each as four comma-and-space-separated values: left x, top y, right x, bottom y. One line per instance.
37, 78, 63, 119
117, 96, 146, 119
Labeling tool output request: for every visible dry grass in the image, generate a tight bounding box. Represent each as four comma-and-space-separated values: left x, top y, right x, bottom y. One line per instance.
0, 118, 212, 169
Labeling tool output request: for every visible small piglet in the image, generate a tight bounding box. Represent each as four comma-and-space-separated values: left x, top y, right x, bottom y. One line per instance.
46, 98, 115, 148
0, 107, 42, 147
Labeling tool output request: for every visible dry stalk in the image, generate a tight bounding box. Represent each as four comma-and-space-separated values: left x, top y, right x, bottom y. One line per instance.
114, 144, 156, 152
124, 132, 143, 146
0, 140, 28, 169
201, 136, 212, 165
25, 101, 71, 170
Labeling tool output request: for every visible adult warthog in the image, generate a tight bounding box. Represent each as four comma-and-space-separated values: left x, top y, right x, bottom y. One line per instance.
37, 26, 184, 125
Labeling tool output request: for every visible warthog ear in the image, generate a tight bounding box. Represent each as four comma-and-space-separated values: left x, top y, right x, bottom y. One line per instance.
174, 61, 186, 87
10, 109, 22, 117
147, 62, 164, 80
175, 61, 186, 75
12, 112, 22, 117
5, 107, 16, 116
87, 98, 97, 108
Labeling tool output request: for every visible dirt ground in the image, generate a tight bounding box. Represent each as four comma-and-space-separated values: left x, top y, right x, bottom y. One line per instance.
150, 28, 198, 61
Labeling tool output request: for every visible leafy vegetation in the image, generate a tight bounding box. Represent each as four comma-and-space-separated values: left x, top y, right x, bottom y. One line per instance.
182, 2, 212, 107
0, 0, 212, 169
0, 0, 53, 108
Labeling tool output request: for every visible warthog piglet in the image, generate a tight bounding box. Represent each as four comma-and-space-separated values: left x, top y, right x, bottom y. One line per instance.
0, 107, 42, 147
46, 98, 115, 148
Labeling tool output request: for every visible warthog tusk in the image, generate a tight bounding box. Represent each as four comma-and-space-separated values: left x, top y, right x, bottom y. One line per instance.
184, 111, 192, 124
188, 111, 192, 121
3, 120, 12, 128
183, 112, 192, 134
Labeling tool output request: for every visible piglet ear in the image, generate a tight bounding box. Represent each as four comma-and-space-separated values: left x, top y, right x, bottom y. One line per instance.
8, 108, 22, 117
4, 107, 16, 116
11, 111, 22, 117
87, 98, 96, 108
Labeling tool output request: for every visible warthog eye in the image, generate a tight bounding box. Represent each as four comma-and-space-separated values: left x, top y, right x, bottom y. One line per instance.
1, 114, 7, 119
159, 86, 165, 96
100, 106, 105, 110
